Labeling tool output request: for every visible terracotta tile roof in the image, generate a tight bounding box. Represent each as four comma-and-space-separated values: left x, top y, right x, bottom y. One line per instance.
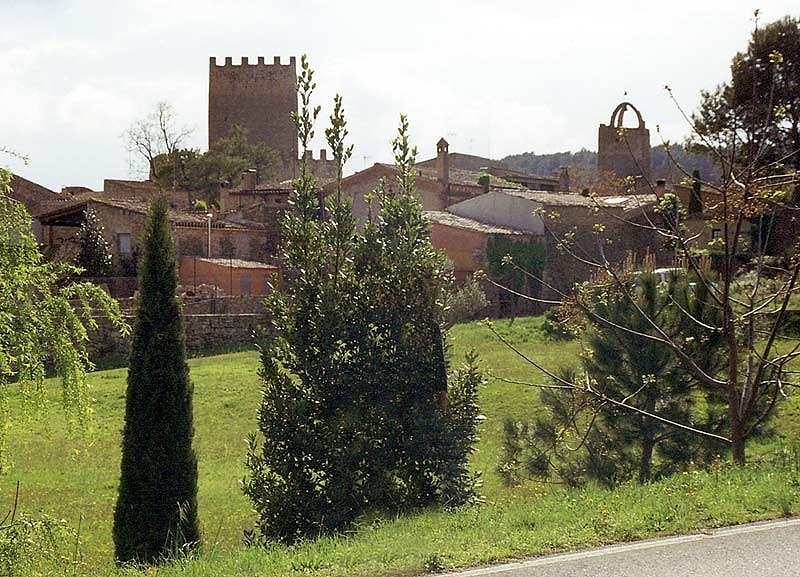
36, 196, 266, 230
500, 189, 656, 211
416, 165, 523, 189
425, 210, 528, 235
194, 257, 278, 269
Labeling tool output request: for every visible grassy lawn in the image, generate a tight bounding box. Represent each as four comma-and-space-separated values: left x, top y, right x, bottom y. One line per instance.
2, 316, 799, 576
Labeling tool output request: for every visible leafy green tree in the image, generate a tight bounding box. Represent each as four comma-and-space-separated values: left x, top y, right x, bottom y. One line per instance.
694, 15, 800, 175
152, 125, 281, 204
113, 196, 199, 564
75, 207, 112, 277
354, 115, 482, 508
243, 58, 482, 544
693, 15, 800, 255
0, 164, 127, 471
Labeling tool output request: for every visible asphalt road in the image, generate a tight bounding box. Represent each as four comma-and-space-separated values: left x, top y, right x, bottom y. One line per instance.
450, 518, 800, 577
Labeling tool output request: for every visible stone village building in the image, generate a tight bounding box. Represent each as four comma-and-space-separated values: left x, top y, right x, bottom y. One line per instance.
35, 194, 280, 296
11, 50, 714, 309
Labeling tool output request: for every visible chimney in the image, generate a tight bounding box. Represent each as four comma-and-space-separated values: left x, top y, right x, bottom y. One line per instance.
558, 166, 570, 192
436, 138, 449, 185
242, 169, 257, 191
655, 179, 666, 195
320, 149, 327, 161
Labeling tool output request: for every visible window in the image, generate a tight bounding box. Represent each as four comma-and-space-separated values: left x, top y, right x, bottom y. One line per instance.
711, 228, 722, 240
118, 233, 132, 255
240, 273, 252, 295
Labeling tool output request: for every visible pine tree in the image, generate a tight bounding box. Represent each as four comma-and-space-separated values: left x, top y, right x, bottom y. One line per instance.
499, 267, 726, 488
113, 196, 199, 564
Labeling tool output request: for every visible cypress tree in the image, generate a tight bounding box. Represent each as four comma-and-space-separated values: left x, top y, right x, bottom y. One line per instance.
113, 196, 199, 564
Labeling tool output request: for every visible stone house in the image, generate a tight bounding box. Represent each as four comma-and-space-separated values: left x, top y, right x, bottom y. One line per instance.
7, 174, 65, 216
425, 210, 530, 285
178, 256, 279, 296
35, 196, 279, 279
444, 189, 664, 299
671, 180, 757, 256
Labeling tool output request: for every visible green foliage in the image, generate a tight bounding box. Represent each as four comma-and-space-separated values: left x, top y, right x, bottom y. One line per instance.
693, 15, 800, 174
540, 306, 575, 341
152, 125, 281, 205
500, 269, 727, 487
243, 59, 482, 544
445, 276, 489, 325
0, 506, 79, 576
75, 207, 112, 278
5, 325, 800, 573
485, 236, 545, 315
0, 175, 126, 471
113, 196, 199, 565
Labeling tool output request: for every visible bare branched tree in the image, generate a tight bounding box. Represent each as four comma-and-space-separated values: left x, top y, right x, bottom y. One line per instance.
125, 101, 193, 180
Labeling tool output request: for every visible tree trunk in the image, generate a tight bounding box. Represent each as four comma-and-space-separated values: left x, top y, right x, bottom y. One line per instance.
638, 386, 658, 484
730, 411, 746, 465
639, 434, 654, 484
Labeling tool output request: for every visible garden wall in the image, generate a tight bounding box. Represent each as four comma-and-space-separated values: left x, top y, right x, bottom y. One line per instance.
89, 313, 263, 365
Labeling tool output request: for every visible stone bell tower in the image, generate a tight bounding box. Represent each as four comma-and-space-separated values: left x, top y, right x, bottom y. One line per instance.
597, 102, 652, 185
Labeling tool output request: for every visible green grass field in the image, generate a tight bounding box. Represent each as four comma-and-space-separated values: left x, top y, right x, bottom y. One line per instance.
2, 316, 799, 576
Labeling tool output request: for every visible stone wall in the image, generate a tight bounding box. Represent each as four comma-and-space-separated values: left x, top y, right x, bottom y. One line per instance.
89, 312, 264, 364
9, 174, 60, 215
117, 295, 267, 314
175, 224, 279, 262
541, 204, 668, 301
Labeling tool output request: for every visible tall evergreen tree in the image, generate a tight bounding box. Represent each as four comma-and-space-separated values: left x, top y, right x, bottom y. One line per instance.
243, 59, 482, 544
113, 196, 199, 564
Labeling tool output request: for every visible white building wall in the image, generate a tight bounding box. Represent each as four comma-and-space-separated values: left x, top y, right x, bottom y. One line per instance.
447, 191, 544, 234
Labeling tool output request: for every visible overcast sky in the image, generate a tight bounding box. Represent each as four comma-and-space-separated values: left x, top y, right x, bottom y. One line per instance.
2, 1, 798, 192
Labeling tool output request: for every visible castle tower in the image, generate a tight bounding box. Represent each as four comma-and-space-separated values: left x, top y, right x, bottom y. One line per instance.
597, 102, 652, 186
208, 56, 298, 181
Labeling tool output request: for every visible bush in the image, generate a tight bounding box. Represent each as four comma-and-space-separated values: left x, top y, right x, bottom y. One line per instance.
75, 207, 112, 277
0, 507, 78, 576
446, 276, 489, 325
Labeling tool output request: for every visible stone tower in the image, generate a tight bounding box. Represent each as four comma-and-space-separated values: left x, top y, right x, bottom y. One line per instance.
208, 56, 298, 180
597, 102, 652, 185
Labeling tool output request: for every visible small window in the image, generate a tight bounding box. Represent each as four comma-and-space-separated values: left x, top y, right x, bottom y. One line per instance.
118, 233, 132, 254
240, 273, 252, 295
711, 228, 722, 240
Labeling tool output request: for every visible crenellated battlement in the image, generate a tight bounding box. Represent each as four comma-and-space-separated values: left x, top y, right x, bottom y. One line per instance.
209, 56, 297, 68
